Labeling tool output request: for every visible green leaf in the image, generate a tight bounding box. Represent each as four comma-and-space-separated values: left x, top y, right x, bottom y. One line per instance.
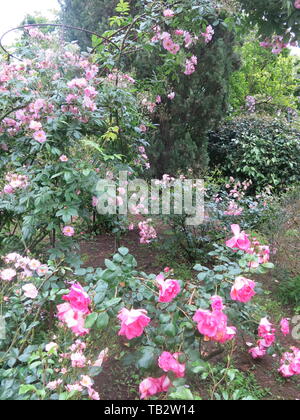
85, 313, 98, 329
96, 312, 109, 330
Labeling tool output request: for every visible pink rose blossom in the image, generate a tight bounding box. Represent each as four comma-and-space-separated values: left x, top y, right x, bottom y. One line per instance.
63, 226, 75, 237
0, 268, 16, 281
163, 9, 174, 18
226, 224, 251, 252
230, 276, 256, 303
156, 274, 181, 303
33, 130, 47, 143
22, 284, 38, 299
280, 318, 290, 336
117, 308, 151, 340
63, 283, 91, 314
158, 351, 185, 378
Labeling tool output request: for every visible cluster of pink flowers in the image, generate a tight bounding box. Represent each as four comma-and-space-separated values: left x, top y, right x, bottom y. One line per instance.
230, 276, 256, 303
249, 318, 276, 359
46, 340, 107, 399
27, 27, 52, 41
136, 145, 151, 170
225, 224, 271, 269
57, 283, 91, 336
106, 70, 135, 88
156, 274, 181, 303
260, 35, 298, 55
139, 350, 186, 399
295, 0, 300, 8
246, 95, 256, 113
118, 308, 151, 340
193, 296, 236, 343
224, 201, 243, 216
201, 25, 214, 43
1, 173, 28, 195
279, 347, 300, 377
184, 56, 198, 76
1, 253, 49, 281
138, 219, 157, 244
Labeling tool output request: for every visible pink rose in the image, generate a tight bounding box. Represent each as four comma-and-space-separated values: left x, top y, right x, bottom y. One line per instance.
226, 224, 251, 252
163, 9, 174, 18
230, 276, 256, 303
280, 318, 290, 336
249, 346, 266, 359
117, 308, 151, 340
63, 226, 75, 237
22, 283, 38, 299
0, 268, 16, 281
59, 155, 68, 162
210, 295, 224, 312
33, 130, 47, 143
156, 274, 181, 303
158, 351, 186, 378
139, 377, 162, 400
63, 283, 91, 314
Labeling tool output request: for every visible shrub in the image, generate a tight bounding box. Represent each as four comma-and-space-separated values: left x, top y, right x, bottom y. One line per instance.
208, 115, 300, 191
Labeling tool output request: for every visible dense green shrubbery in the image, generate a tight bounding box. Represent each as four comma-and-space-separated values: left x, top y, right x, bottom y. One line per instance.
208, 115, 300, 191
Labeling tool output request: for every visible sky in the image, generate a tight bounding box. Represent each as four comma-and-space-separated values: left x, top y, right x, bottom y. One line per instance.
0, 0, 59, 45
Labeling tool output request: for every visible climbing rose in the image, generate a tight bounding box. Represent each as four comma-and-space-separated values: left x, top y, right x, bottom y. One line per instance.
117, 308, 151, 340
156, 274, 181, 303
230, 276, 256, 303
226, 224, 251, 252
63, 283, 91, 314
158, 352, 186, 378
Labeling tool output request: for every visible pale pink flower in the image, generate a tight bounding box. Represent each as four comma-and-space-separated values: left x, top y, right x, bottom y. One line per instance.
163, 9, 174, 18
59, 155, 68, 162
0, 268, 16, 281
45, 342, 58, 353
29, 121, 42, 131
249, 346, 266, 359
80, 375, 93, 388
33, 130, 47, 143
62, 226, 75, 237
22, 284, 38, 299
